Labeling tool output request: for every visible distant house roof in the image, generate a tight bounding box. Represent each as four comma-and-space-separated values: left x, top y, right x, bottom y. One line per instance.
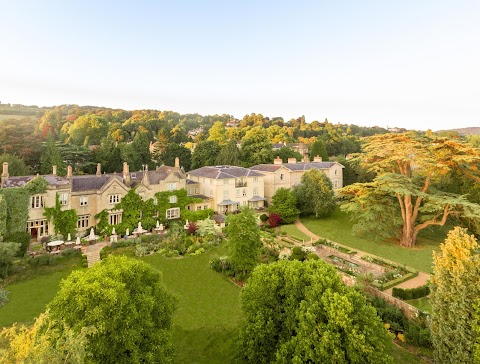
251, 162, 341, 173
188, 166, 264, 180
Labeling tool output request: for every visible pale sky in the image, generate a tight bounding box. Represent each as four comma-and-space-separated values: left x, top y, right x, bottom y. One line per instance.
0, 1, 479, 130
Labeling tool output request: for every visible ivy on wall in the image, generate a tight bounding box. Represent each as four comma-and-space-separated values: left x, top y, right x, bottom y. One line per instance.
94, 188, 214, 236
0, 177, 48, 242
44, 193, 78, 238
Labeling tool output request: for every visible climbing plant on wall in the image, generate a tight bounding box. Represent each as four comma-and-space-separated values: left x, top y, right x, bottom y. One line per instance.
94, 188, 213, 236
0, 195, 6, 242
44, 193, 78, 238
0, 176, 48, 241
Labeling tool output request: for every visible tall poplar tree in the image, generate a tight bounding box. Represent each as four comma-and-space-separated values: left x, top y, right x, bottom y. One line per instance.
430, 227, 480, 364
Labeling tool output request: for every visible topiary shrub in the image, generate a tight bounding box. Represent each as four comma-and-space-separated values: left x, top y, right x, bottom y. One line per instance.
260, 214, 268, 222
392, 285, 430, 300
290, 246, 307, 261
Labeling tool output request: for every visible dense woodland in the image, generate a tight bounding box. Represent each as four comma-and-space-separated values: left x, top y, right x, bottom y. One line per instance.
0, 103, 399, 175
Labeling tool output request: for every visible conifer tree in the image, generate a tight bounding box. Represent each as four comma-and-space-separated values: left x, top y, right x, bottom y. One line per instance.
430, 227, 480, 364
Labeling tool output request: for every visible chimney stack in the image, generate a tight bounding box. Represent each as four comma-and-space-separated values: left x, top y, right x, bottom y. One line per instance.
143, 164, 150, 186
96, 163, 101, 177
1, 162, 8, 187
313, 155, 323, 162
175, 157, 180, 168
303, 154, 309, 163
67, 165, 73, 178
122, 162, 131, 186
52, 165, 57, 176
273, 156, 283, 165
287, 158, 297, 164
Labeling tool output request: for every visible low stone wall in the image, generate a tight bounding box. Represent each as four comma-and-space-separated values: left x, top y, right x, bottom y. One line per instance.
339, 272, 423, 319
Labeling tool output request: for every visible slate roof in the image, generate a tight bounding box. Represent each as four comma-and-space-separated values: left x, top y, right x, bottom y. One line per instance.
188, 166, 264, 180
131, 166, 184, 186
251, 162, 340, 172
71, 175, 122, 192
2, 175, 71, 188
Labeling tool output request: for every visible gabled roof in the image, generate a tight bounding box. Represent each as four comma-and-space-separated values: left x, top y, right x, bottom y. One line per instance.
131, 166, 185, 187
72, 175, 124, 192
188, 166, 264, 180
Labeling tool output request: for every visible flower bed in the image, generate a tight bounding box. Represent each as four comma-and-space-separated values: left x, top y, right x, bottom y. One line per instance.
314, 238, 357, 255
362, 255, 418, 290
326, 255, 361, 276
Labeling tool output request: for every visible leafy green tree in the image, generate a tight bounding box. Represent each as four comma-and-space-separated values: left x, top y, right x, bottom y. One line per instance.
67, 114, 108, 145
276, 147, 303, 163
95, 137, 123, 173
430, 227, 480, 364
131, 131, 152, 166
47, 255, 177, 364
268, 188, 300, 223
40, 136, 65, 175
240, 259, 392, 364
191, 140, 221, 169
294, 169, 336, 217
215, 140, 241, 166
240, 126, 274, 166
309, 138, 329, 161
161, 143, 191, 170
152, 130, 170, 164
340, 132, 480, 247
0, 154, 31, 176
207, 121, 227, 144
226, 208, 262, 276
0, 242, 20, 278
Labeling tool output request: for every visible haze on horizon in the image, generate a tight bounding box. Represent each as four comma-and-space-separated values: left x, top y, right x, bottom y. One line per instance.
0, 0, 478, 131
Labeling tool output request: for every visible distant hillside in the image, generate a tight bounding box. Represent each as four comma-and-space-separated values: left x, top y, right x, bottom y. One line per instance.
437, 127, 480, 136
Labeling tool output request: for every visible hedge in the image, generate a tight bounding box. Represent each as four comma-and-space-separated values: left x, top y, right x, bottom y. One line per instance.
392, 284, 430, 300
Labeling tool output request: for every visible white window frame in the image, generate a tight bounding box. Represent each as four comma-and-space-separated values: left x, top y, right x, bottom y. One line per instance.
109, 212, 122, 225
197, 206, 202, 211
109, 194, 121, 205
31, 195, 44, 209
59, 192, 68, 206
223, 190, 229, 198
166, 207, 180, 219
242, 189, 247, 197
169, 195, 178, 204
236, 189, 241, 198
80, 196, 88, 206
168, 182, 177, 191
27, 219, 48, 236
77, 215, 90, 229
204, 204, 209, 210
253, 187, 258, 196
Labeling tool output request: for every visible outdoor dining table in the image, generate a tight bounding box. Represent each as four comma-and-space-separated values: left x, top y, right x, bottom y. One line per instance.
47, 240, 64, 247
64, 241, 75, 246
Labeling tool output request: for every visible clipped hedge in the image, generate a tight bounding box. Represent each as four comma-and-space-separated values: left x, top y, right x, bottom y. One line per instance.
372, 271, 419, 291
392, 284, 430, 300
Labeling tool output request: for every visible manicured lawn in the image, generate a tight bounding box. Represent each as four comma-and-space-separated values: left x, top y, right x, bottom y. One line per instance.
0, 268, 81, 327
406, 297, 432, 314
279, 224, 311, 242
0, 246, 429, 363
301, 209, 450, 273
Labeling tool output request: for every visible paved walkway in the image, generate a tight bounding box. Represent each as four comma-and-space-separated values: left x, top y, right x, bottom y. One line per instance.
85, 241, 110, 268
294, 219, 430, 291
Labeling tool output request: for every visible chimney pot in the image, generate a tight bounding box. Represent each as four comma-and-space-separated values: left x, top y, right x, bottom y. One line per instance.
2, 162, 8, 178
313, 155, 323, 162
52, 165, 57, 175
287, 158, 297, 164
273, 156, 283, 165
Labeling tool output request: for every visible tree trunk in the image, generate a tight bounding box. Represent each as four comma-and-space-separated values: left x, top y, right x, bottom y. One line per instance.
400, 223, 416, 248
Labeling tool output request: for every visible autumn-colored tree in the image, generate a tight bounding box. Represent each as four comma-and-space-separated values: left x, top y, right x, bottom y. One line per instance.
341, 132, 480, 247
430, 227, 480, 364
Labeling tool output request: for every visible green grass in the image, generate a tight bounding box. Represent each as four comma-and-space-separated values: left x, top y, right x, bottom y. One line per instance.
0, 114, 29, 121
0, 246, 431, 363
406, 297, 432, 314
279, 224, 311, 242
301, 209, 450, 273
0, 268, 81, 327
141, 247, 243, 364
